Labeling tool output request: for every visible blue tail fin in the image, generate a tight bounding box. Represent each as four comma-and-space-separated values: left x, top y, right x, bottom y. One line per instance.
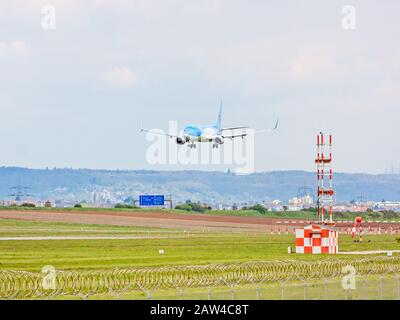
215, 100, 222, 130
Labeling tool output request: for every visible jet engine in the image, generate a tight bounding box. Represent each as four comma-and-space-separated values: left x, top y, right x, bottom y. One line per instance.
215, 136, 224, 145
176, 137, 186, 145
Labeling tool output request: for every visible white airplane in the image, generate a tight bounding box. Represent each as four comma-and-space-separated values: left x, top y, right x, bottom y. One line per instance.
140, 102, 278, 149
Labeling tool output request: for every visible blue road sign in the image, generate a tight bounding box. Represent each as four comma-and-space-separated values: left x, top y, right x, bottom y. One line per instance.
139, 195, 165, 206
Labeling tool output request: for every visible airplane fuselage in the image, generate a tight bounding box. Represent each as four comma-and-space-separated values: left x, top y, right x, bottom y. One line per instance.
141, 102, 270, 148
181, 125, 224, 148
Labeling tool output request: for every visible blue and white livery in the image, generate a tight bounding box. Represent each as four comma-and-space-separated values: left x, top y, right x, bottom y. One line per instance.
141, 102, 278, 149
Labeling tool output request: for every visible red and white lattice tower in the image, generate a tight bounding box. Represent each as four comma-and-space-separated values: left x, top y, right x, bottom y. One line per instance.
315, 132, 334, 225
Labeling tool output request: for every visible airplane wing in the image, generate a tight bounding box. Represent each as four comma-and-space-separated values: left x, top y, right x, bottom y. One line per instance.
252, 119, 279, 133
140, 129, 179, 139
222, 119, 279, 139
222, 133, 249, 139
220, 126, 249, 131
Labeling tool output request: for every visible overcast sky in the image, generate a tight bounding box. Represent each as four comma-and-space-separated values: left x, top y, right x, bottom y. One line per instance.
0, 0, 399, 174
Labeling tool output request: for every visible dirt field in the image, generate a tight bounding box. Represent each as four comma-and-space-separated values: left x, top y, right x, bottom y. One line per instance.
0, 209, 307, 231
0, 209, 398, 232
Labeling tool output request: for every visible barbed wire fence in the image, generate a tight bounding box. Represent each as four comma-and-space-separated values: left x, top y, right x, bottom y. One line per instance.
1, 257, 400, 300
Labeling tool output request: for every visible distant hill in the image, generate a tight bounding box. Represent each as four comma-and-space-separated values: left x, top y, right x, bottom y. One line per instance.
0, 167, 399, 204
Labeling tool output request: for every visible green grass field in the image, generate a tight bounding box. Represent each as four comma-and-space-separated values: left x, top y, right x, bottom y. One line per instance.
1, 218, 399, 272
99, 274, 400, 300
1, 218, 400, 299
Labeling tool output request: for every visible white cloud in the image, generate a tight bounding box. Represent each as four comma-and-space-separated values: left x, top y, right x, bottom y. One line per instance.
100, 67, 137, 88
179, 0, 224, 15
0, 40, 30, 57
290, 46, 349, 84
372, 82, 400, 100
92, 0, 224, 17
0, 0, 81, 13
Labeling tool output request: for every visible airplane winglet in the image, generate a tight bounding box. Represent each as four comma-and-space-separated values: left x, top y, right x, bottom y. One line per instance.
273, 119, 279, 130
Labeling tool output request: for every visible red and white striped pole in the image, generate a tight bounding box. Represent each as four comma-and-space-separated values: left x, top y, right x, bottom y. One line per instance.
316, 132, 334, 225
317, 134, 321, 223
329, 134, 333, 224
321, 133, 325, 223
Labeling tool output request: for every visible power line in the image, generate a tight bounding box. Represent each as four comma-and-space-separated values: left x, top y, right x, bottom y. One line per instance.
8, 185, 33, 202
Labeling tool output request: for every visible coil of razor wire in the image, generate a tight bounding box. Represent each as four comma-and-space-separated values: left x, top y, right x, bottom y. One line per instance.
1, 256, 400, 299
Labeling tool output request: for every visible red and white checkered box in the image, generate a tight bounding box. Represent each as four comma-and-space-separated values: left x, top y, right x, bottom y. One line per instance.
295, 224, 338, 254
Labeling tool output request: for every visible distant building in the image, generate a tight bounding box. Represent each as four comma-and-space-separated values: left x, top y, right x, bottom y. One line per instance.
374, 201, 400, 212
289, 195, 314, 206
44, 200, 53, 208
287, 195, 314, 211
262, 199, 284, 212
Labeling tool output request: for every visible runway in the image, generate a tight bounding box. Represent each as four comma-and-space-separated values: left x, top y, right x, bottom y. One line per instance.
338, 250, 400, 255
